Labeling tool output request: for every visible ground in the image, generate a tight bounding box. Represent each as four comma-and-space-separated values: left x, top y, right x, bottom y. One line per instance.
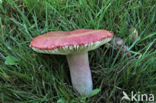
0, 0, 156, 103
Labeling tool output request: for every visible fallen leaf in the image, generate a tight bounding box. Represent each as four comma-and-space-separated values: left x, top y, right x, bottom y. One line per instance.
5, 55, 19, 65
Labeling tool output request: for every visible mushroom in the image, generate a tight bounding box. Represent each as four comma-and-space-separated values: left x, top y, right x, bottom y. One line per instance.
30, 29, 114, 96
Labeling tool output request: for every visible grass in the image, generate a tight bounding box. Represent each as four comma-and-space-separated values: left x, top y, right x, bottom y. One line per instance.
0, 0, 156, 102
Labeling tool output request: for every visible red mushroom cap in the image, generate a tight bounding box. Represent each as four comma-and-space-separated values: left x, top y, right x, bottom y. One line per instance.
30, 29, 114, 55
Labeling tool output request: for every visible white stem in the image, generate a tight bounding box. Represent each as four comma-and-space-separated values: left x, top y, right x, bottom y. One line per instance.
66, 52, 93, 96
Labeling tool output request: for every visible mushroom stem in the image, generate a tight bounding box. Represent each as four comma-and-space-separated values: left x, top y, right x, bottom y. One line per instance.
66, 52, 93, 96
